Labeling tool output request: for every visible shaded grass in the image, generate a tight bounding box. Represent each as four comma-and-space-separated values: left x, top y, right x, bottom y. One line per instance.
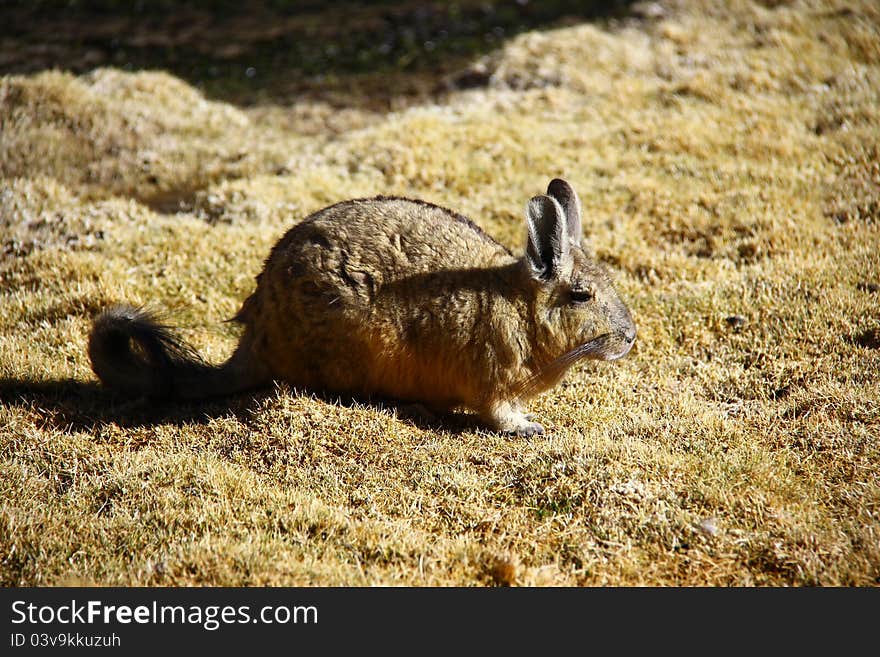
1, 0, 879, 586
3, 1, 636, 106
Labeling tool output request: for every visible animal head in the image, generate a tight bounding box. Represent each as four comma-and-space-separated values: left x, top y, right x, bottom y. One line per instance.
519, 178, 636, 393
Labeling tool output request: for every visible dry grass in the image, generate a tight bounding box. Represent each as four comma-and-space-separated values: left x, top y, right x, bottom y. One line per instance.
1, 0, 879, 586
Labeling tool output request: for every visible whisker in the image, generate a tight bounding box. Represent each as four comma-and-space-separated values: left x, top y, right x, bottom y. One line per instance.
513, 334, 610, 401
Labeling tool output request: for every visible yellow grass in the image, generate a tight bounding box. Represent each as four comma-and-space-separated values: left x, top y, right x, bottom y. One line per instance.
1, 0, 878, 586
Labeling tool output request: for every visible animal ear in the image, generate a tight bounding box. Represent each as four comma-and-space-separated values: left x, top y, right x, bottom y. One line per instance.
525, 194, 570, 281
546, 178, 583, 246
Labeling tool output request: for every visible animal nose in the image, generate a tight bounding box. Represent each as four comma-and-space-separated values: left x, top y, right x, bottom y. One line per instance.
623, 326, 636, 344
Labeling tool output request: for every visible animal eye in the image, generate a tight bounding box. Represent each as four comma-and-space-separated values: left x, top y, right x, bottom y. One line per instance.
569, 288, 594, 304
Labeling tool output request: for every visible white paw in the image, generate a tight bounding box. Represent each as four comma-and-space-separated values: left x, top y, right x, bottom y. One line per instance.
486, 401, 546, 438
510, 421, 545, 438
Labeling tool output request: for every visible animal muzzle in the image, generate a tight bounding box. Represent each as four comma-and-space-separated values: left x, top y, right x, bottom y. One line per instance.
590, 325, 636, 361
608, 325, 636, 360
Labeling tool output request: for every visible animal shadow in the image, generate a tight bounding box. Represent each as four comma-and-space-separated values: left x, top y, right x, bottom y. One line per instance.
0, 377, 483, 437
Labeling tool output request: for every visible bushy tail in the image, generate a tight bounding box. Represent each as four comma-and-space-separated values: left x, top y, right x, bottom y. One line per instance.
87, 304, 266, 400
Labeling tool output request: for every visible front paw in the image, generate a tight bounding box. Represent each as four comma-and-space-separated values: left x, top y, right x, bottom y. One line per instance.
485, 401, 547, 437
507, 421, 545, 438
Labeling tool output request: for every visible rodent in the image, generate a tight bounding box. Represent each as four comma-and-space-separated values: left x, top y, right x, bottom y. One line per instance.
88, 178, 636, 436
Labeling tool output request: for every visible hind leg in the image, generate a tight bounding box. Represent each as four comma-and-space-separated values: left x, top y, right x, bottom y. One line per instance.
392, 402, 444, 427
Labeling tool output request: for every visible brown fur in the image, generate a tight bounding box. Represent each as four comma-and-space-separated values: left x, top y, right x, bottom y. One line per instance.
88, 179, 635, 435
